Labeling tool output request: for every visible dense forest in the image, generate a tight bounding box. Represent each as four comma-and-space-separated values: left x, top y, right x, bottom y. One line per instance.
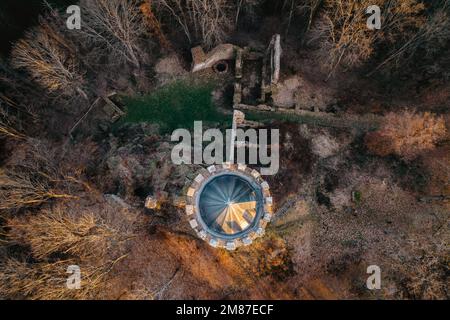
0, 0, 448, 300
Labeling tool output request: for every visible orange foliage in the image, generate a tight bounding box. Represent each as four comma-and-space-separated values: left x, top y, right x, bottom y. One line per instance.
140, 0, 172, 50
365, 111, 447, 160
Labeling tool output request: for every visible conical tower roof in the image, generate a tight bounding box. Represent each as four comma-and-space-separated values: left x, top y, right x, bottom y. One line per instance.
199, 174, 258, 235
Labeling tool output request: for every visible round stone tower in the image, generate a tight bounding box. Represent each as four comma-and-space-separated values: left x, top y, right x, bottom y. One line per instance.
186, 164, 273, 250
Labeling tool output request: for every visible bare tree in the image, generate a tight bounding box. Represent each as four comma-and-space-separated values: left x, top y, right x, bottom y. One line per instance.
155, 0, 235, 48
0, 169, 77, 211
80, 0, 145, 68
0, 120, 26, 140
370, 0, 450, 74
0, 61, 42, 118
306, 0, 427, 78
235, 0, 262, 28
0, 88, 34, 141
0, 258, 112, 299
307, 0, 380, 77
290, 0, 323, 37
7, 206, 132, 260
1, 198, 136, 299
11, 20, 87, 100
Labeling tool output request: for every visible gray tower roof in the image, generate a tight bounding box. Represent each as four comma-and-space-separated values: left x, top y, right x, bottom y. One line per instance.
186, 164, 273, 250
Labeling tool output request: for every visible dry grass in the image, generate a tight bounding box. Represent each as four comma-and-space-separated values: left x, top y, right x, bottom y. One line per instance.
400, 255, 448, 300
420, 145, 450, 197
